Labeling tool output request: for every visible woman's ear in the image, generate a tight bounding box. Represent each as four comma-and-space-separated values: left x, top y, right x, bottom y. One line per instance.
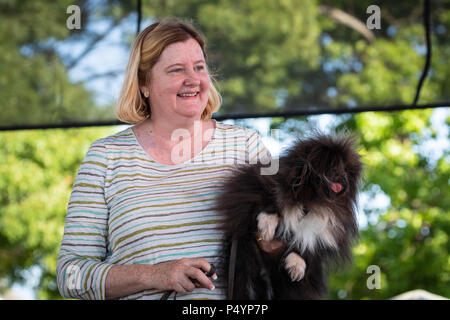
140, 86, 150, 97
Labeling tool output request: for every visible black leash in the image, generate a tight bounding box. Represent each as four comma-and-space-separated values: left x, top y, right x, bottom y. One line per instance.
228, 238, 278, 300
160, 289, 174, 300
227, 239, 238, 299
160, 263, 216, 300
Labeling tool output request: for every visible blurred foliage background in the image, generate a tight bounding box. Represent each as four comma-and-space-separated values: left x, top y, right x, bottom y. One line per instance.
0, 0, 448, 299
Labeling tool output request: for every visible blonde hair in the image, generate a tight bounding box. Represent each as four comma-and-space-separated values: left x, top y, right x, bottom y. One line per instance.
115, 18, 222, 123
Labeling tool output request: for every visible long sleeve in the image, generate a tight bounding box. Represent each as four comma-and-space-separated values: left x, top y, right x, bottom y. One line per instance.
56, 139, 113, 300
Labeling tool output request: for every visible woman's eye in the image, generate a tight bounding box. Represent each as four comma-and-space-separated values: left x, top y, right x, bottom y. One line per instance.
169, 65, 206, 74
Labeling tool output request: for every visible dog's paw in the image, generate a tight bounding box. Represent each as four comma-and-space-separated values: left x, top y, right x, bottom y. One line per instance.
284, 252, 306, 281
257, 212, 279, 241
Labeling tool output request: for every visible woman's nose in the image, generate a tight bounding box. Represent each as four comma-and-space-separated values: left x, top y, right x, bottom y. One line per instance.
184, 69, 201, 86
184, 77, 200, 86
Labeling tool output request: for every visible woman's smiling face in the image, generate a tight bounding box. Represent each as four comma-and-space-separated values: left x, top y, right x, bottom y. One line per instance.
144, 38, 211, 121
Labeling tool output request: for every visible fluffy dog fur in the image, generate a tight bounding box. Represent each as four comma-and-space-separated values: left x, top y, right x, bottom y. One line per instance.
215, 132, 363, 299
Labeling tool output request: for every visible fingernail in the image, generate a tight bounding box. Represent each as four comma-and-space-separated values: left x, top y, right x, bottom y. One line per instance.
210, 285, 215, 291
212, 274, 218, 280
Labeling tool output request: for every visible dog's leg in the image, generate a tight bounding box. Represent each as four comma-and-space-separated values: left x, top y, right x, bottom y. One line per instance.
257, 212, 279, 241
284, 252, 306, 281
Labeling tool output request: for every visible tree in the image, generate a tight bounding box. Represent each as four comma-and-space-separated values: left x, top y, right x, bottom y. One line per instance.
0, 0, 134, 128
0, 126, 117, 298
326, 109, 449, 299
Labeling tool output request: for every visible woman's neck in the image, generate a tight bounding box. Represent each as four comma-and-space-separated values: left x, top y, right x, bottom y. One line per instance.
139, 117, 214, 149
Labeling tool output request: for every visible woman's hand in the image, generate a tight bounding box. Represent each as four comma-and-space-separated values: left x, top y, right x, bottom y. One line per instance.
257, 237, 287, 258
147, 258, 217, 294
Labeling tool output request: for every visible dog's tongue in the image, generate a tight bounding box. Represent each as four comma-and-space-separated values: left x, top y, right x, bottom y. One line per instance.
331, 182, 342, 193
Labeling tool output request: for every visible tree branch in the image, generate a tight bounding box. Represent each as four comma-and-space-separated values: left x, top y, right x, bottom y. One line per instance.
81, 70, 123, 82
66, 14, 128, 70
318, 5, 376, 43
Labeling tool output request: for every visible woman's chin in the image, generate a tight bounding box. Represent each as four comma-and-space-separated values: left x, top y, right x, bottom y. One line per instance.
176, 104, 206, 118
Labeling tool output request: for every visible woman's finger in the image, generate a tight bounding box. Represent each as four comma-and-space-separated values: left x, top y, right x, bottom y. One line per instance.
179, 275, 196, 293
183, 258, 218, 279
186, 267, 215, 291
184, 258, 211, 272
258, 238, 287, 257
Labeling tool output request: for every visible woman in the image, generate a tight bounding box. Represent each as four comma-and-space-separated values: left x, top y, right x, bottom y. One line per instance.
56, 18, 283, 300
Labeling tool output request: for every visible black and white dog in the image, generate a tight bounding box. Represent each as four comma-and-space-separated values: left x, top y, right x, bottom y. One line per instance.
216, 132, 363, 299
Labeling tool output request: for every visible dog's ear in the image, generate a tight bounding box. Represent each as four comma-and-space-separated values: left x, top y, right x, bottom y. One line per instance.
291, 163, 310, 191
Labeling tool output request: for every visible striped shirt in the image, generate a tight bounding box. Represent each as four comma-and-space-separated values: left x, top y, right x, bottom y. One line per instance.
56, 120, 271, 300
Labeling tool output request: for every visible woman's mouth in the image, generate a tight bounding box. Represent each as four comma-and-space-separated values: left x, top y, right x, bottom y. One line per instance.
177, 92, 199, 98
